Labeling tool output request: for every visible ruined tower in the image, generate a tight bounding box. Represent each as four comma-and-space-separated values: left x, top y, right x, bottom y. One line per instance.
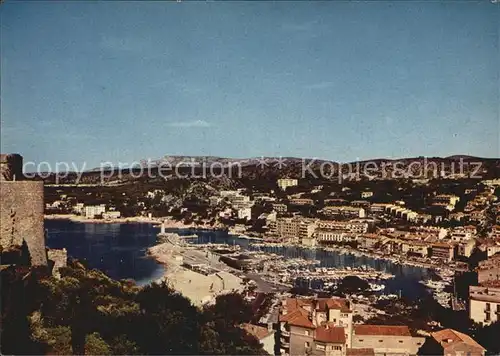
0, 154, 47, 265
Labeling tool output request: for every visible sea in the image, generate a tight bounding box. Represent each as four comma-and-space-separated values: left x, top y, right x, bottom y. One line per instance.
45, 220, 433, 299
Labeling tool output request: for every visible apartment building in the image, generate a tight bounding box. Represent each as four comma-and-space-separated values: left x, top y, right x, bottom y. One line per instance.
317, 220, 370, 234
278, 178, 298, 190
401, 240, 430, 258
279, 297, 353, 355
316, 230, 357, 244
84, 204, 106, 219
430, 328, 485, 356
322, 206, 366, 219
430, 243, 456, 262
469, 285, 500, 326
352, 325, 424, 356
274, 217, 317, 244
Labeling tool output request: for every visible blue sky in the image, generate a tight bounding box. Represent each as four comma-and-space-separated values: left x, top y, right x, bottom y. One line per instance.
1, 1, 499, 168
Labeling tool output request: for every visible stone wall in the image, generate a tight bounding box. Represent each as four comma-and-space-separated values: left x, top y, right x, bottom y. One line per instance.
0, 180, 47, 265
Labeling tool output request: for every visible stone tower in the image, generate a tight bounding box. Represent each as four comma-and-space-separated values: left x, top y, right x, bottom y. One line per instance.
0, 154, 47, 265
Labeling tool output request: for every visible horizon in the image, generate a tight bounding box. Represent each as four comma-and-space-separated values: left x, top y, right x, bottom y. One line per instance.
1, 1, 499, 168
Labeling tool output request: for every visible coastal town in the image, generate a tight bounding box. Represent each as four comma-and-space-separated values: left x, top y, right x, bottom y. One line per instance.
2, 1, 499, 355
39, 156, 500, 355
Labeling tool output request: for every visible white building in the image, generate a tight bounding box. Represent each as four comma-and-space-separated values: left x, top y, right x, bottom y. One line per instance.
277, 178, 298, 191
84, 204, 106, 219
102, 211, 121, 219
469, 285, 500, 326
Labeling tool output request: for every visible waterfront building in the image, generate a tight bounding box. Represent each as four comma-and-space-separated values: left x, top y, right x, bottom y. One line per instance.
278, 178, 298, 190
430, 328, 485, 356
352, 325, 424, 356
316, 230, 357, 243
84, 204, 106, 219
102, 211, 121, 219
240, 323, 275, 355
274, 217, 317, 244
469, 285, 500, 326
430, 242, 456, 262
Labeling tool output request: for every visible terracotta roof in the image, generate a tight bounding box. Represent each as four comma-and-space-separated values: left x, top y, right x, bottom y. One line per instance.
346, 348, 375, 356
315, 325, 346, 344
240, 323, 274, 340
431, 329, 485, 351
286, 312, 315, 329
354, 325, 411, 337
279, 308, 309, 323
316, 298, 351, 313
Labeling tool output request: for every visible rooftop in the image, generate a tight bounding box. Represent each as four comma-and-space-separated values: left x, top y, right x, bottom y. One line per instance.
240, 323, 274, 340
315, 325, 346, 344
431, 329, 485, 351
354, 325, 411, 337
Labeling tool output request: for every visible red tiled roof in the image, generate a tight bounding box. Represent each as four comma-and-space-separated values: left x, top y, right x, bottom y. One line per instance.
317, 298, 351, 313
432, 329, 485, 351
279, 308, 308, 322
354, 325, 411, 336
286, 313, 315, 329
240, 323, 273, 340
346, 348, 375, 356
315, 325, 346, 344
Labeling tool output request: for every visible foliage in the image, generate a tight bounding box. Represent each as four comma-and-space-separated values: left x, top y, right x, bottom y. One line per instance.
1, 261, 266, 355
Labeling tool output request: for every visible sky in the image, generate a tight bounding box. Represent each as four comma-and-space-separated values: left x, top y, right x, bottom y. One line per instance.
1, 1, 499, 169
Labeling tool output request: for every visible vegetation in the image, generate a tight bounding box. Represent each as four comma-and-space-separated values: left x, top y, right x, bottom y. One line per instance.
0, 260, 267, 355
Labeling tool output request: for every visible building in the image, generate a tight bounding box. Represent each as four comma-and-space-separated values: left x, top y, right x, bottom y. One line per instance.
317, 220, 370, 234
274, 217, 317, 243
240, 323, 275, 355
430, 328, 485, 356
469, 285, 500, 326
273, 203, 288, 213
322, 206, 366, 219
84, 204, 106, 219
358, 234, 381, 250
0, 154, 47, 266
316, 230, 357, 244
102, 211, 121, 219
476, 255, 500, 284
279, 297, 353, 355
278, 178, 298, 191
289, 198, 314, 206
457, 239, 475, 258
430, 243, 456, 262
352, 325, 424, 356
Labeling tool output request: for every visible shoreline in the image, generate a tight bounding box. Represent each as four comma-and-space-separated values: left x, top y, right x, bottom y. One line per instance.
44, 214, 226, 231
